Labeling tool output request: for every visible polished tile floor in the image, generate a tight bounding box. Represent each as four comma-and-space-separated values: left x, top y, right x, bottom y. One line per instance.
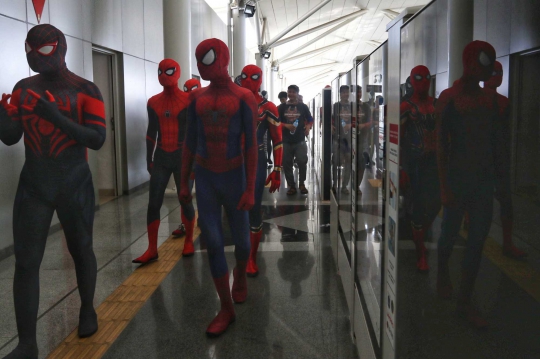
0, 158, 359, 359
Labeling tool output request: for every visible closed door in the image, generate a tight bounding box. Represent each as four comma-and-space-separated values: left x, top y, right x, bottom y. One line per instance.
92, 51, 118, 200
515, 52, 540, 201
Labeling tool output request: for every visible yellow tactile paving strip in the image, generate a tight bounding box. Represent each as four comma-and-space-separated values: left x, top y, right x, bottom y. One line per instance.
448, 215, 540, 304
47, 217, 200, 359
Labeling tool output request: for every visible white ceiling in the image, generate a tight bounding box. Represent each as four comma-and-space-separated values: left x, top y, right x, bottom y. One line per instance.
204, 0, 430, 100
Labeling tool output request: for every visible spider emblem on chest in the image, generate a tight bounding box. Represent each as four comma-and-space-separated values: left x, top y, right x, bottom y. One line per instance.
165, 110, 171, 118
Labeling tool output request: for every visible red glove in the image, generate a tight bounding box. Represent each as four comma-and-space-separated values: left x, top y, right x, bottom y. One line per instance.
1, 94, 17, 116
265, 170, 281, 193
179, 184, 192, 204
237, 190, 254, 211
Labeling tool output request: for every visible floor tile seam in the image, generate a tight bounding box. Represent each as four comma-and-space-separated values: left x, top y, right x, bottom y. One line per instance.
46, 219, 201, 358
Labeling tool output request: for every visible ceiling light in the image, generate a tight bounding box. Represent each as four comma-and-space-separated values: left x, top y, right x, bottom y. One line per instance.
263, 51, 271, 59
244, 4, 255, 17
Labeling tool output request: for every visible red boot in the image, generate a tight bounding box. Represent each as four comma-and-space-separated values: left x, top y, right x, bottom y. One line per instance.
133, 220, 160, 264
412, 227, 429, 271
232, 261, 248, 303
206, 274, 236, 337
246, 231, 262, 277
181, 212, 196, 257
501, 216, 527, 259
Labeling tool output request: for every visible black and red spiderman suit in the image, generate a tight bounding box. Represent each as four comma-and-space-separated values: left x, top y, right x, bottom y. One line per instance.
183, 78, 202, 93
132, 59, 196, 265
239, 64, 283, 277
435, 40, 504, 328
179, 38, 258, 337
400, 65, 440, 271
0, 24, 105, 359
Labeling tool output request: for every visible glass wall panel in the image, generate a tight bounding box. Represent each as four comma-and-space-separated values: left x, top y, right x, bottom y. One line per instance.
354, 44, 386, 351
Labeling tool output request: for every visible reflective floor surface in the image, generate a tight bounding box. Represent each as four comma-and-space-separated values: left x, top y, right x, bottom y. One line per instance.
0, 155, 359, 359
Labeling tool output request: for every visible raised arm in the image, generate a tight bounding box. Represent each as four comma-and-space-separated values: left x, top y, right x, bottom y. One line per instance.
23, 89, 106, 150
0, 90, 23, 146
265, 102, 282, 192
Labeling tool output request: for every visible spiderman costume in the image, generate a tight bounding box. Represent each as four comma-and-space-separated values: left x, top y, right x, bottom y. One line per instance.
183, 78, 202, 93
179, 38, 258, 337
132, 59, 196, 265
400, 65, 440, 271
0, 25, 105, 359
435, 41, 504, 328
240, 64, 283, 277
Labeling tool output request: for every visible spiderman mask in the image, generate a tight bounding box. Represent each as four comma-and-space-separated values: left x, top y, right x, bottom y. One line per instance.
410, 65, 431, 96
158, 59, 180, 87
25, 24, 67, 74
462, 40, 496, 82
184, 78, 201, 92
195, 38, 230, 82
240, 65, 262, 94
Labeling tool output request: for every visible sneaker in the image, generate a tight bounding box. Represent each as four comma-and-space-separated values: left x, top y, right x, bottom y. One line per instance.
172, 224, 186, 237
287, 187, 297, 195
299, 184, 308, 194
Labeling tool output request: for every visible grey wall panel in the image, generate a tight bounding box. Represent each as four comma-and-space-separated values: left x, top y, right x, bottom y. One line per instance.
400, 24, 414, 83
123, 55, 149, 190
144, 0, 164, 63
0, 17, 28, 91
145, 61, 161, 101
83, 41, 93, 81
413, 11, 424, 69
510, 0, 540, 54
0, 0, 26, 21
122, 0, 145, 59
49, 0, 83, 39
473, 0, 487, 41
65, 36, 84, 78
26, 0, 50, 25
486, 0, 511, 57
0, 16, 28, 252
144, 0, 165, 63
191, 0, 204, 79
82, 0, 94, 42
422, 4, 437, 74
496, 55, 509, 98
435, 71, 448, 98
93, 0, 123, 52
436, 0, 448, 74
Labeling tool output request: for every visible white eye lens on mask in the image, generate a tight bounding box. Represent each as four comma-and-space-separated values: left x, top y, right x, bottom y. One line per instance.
25, 42, 32, 54
183, 86, 188, 91
252, 74, 260, 80
165, 68, 176, 76
158, 69, 162, 75
37, 42, 57, 55
479, 51, 491, 66
193, 85, 198, 89
414, 75, 422, 80
241, 73, 247, 79
201, 49, 216, 65
426, 74, 431, 80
